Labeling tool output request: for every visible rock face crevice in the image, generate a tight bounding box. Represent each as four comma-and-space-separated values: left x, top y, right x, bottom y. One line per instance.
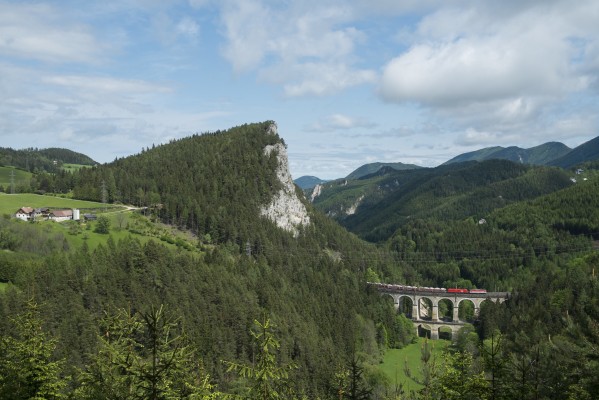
260, 125, 310, 237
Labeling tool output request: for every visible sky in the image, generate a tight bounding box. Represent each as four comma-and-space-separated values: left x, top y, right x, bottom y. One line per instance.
1, 0, 599, 180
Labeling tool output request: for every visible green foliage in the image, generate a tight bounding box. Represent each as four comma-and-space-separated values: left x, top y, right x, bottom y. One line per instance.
0, 299, 67, 399
0, 147, 95, 173
2, 122, 599, 399
0, 193, 117, 216
445, 142, 571, 166
345, 162, 422, 180
314, 160, 572, 243
339, 356, 373, 400
224, 318, 297, 400
378, 338, 449, 393
0, 166, 33, 191
433, 351, 489, 400
94, 215, 111, 234
69, 122, 283, 242
75, 305, 220, 399
404, 339, 440, 400
549, 135, 599, 168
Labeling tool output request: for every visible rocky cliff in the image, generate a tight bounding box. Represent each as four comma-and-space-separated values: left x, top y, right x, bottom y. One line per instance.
260, 124, 311, 236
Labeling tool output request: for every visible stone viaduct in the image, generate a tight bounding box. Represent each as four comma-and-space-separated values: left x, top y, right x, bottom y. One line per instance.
370, 283, 510, 339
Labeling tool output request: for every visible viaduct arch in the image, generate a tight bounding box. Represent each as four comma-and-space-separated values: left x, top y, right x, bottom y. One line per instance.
371, 283, 509, 340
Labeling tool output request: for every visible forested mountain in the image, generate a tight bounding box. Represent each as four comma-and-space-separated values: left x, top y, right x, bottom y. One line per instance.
1, 122, 598, 399
311, 159, 573, 243
549, 135, 599, 168
444, 142, 571, 165
0, 147, 96, 172
0, 122, 404, 398
294, 175, 328, 189
345, 162, 422, 180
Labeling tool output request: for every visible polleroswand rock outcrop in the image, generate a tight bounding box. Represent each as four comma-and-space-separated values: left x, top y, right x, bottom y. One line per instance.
260, 124, 310, 237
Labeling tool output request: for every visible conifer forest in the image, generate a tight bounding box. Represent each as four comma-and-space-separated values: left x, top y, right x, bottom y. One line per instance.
1, 122, 598, 399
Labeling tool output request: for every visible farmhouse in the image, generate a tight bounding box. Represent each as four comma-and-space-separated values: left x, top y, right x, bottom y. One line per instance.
14, 207, 79, 222
15, 207, 34, 221
48, 209, 73, 222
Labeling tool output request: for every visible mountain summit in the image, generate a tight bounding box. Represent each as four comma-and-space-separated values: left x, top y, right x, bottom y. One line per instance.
443, 142, 571, 166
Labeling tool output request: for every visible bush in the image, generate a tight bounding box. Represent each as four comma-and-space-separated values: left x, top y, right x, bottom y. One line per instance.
94, 216, 111, 234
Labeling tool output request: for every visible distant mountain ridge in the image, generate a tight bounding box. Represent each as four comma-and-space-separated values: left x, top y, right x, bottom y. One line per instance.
346, 162, 422, 180
443, 142, 571, 166
548, 135, 599, 168
294, 175, 328, 189
311, 159, 574, 242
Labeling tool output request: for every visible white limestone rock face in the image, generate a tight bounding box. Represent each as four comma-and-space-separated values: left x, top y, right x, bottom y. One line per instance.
260, 134, 310, 237
310, 184, 323, 202
345, 195, 364, 216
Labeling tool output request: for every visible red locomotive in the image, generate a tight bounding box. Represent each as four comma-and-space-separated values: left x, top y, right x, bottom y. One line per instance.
447, 288, 469, 293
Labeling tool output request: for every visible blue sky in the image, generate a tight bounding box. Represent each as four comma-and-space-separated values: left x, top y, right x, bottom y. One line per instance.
1, 0, 598, 179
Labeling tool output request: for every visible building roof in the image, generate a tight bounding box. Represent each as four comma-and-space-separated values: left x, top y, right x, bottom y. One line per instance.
50, 210, 73, 218
18, 207, 34, 214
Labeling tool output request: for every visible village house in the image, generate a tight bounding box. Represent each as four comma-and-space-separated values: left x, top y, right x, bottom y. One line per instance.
14, 207, 79, 222
15, 207, 34, 221
48, 209, 73, 222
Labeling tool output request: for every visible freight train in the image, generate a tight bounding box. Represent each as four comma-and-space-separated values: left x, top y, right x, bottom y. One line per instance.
368, 282, 487, 294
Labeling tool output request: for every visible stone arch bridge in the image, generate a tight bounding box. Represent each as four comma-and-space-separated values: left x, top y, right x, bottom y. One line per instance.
370, 283, 509, 340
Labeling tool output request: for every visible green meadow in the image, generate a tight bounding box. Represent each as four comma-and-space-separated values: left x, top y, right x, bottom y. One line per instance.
0, 166, 32, 188
62, 163, 93, 172
0, 193, 118, 215
378, 338, 449, 393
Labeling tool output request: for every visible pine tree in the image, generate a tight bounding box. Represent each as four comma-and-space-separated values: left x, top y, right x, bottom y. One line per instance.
75, 305, 220, 399
0, 299, 67, 399
224, 317, 297, 399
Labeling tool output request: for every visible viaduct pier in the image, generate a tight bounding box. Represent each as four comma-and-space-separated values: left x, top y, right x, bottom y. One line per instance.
369, 283, 510, 339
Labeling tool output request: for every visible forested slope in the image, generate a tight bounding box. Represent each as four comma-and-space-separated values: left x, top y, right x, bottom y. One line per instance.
0, 122, 404, 397
312, 159, 573, 243
0, 147, 95, 172
1, 122, 598, 398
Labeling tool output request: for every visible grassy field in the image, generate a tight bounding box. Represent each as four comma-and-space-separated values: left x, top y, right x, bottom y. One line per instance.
62, 163, 93, 172
0, 282, 8, 293
46, 215, 150, 251
0, 166, 32, 188
0, 193, 118, 215
378, 338, 449, 393
0, 193, 201, 254
38, 210, 201, 254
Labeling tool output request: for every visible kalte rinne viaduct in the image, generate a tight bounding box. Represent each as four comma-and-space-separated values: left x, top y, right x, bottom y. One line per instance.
369, 282, 510, 340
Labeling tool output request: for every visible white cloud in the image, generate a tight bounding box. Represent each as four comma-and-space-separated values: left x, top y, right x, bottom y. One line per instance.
218, 0, 374, 96
0, 2, 105, 64
220, 0, 271, 72
379, 32, 575, 106
176, 17, 200, 38
274, 63, 376, 97
379, 1, 599, 107
374, 0, 599, 153
307, 113, 377, 132
43, 75, 172, 95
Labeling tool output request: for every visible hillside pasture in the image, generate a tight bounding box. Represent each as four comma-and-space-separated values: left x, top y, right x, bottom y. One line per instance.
0, 166, 32, 189
62, 163, 93, 172
378, 338, 449, 393
0, 193, 119, 215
